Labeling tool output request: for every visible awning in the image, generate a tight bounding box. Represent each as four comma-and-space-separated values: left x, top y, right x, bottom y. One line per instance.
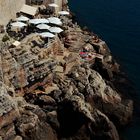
20, 4, 38, 16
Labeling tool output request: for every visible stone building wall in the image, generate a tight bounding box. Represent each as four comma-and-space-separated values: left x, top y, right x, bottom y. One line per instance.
54, 0, 63, 12
0, 0, 25, 25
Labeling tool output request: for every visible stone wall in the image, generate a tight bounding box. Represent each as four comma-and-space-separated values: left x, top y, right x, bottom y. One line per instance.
54, 0, 63, 12
0, 0, 25, 25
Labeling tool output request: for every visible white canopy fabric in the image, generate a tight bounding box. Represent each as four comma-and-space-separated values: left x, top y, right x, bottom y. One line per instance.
29, 18, 49, 24
39, 32, 55, 38
48, 17, 62, 25
16, 15, 29, 21
48, 3, 59, 8
11, 22, 27, 28
58, 11, 69, 15
48, 27, 63, 33
36, 24, 50, 30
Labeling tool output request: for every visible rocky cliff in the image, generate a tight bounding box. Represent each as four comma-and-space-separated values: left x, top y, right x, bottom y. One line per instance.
0, 1, 133, 140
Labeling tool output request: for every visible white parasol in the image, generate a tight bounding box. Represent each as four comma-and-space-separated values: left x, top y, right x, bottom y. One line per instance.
47, 17, 62, 25
36, 24, 51, 30
48, 3, 59, 8
38, 32, 55, 38
58, 11, 70, 15
29, 18, 49, 24
16, 15, 29, 21
48, 27, 63, 33
11, 22, 27, 28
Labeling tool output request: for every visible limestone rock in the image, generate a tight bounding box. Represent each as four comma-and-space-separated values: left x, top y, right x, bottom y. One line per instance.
57, 95, 119, 140
13, 136, 23, 140
15, 107, 57, 140
39, 95, 56, 105
0, 123, 16, 140
0, 84, 19, 129
46, 111, 60, 131
89, 110, 119, 140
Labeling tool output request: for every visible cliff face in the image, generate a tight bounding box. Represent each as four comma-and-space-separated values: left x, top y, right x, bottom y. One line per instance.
0, 63, 133, 140
0, 1, 133, 140
0, 0, 25, 25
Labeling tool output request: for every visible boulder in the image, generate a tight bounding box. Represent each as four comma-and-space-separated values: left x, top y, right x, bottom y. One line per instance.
13, 136, 23, 140
15, 108, 58, 140
57, 95, 119, 140
46, 111, 60, 131
39, 95, 56, 105
0, 123, 16, 140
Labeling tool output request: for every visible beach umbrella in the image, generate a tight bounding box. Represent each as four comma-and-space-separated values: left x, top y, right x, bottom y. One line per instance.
48, 3, 59, 8
39, 32, 55, 38
58, 11, 69, 15
48, 27, 63, 33
48, 17, 62, 25
36, 24, 51, 30
11, 22, 27, 28
16, 15, 29, 21
29, 18, 49, 24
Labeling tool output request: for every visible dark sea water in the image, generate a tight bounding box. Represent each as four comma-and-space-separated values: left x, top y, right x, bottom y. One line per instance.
69, 0, 140, 140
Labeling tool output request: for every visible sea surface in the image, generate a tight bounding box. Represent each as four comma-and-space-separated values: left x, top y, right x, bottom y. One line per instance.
69, 0, 140, 140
